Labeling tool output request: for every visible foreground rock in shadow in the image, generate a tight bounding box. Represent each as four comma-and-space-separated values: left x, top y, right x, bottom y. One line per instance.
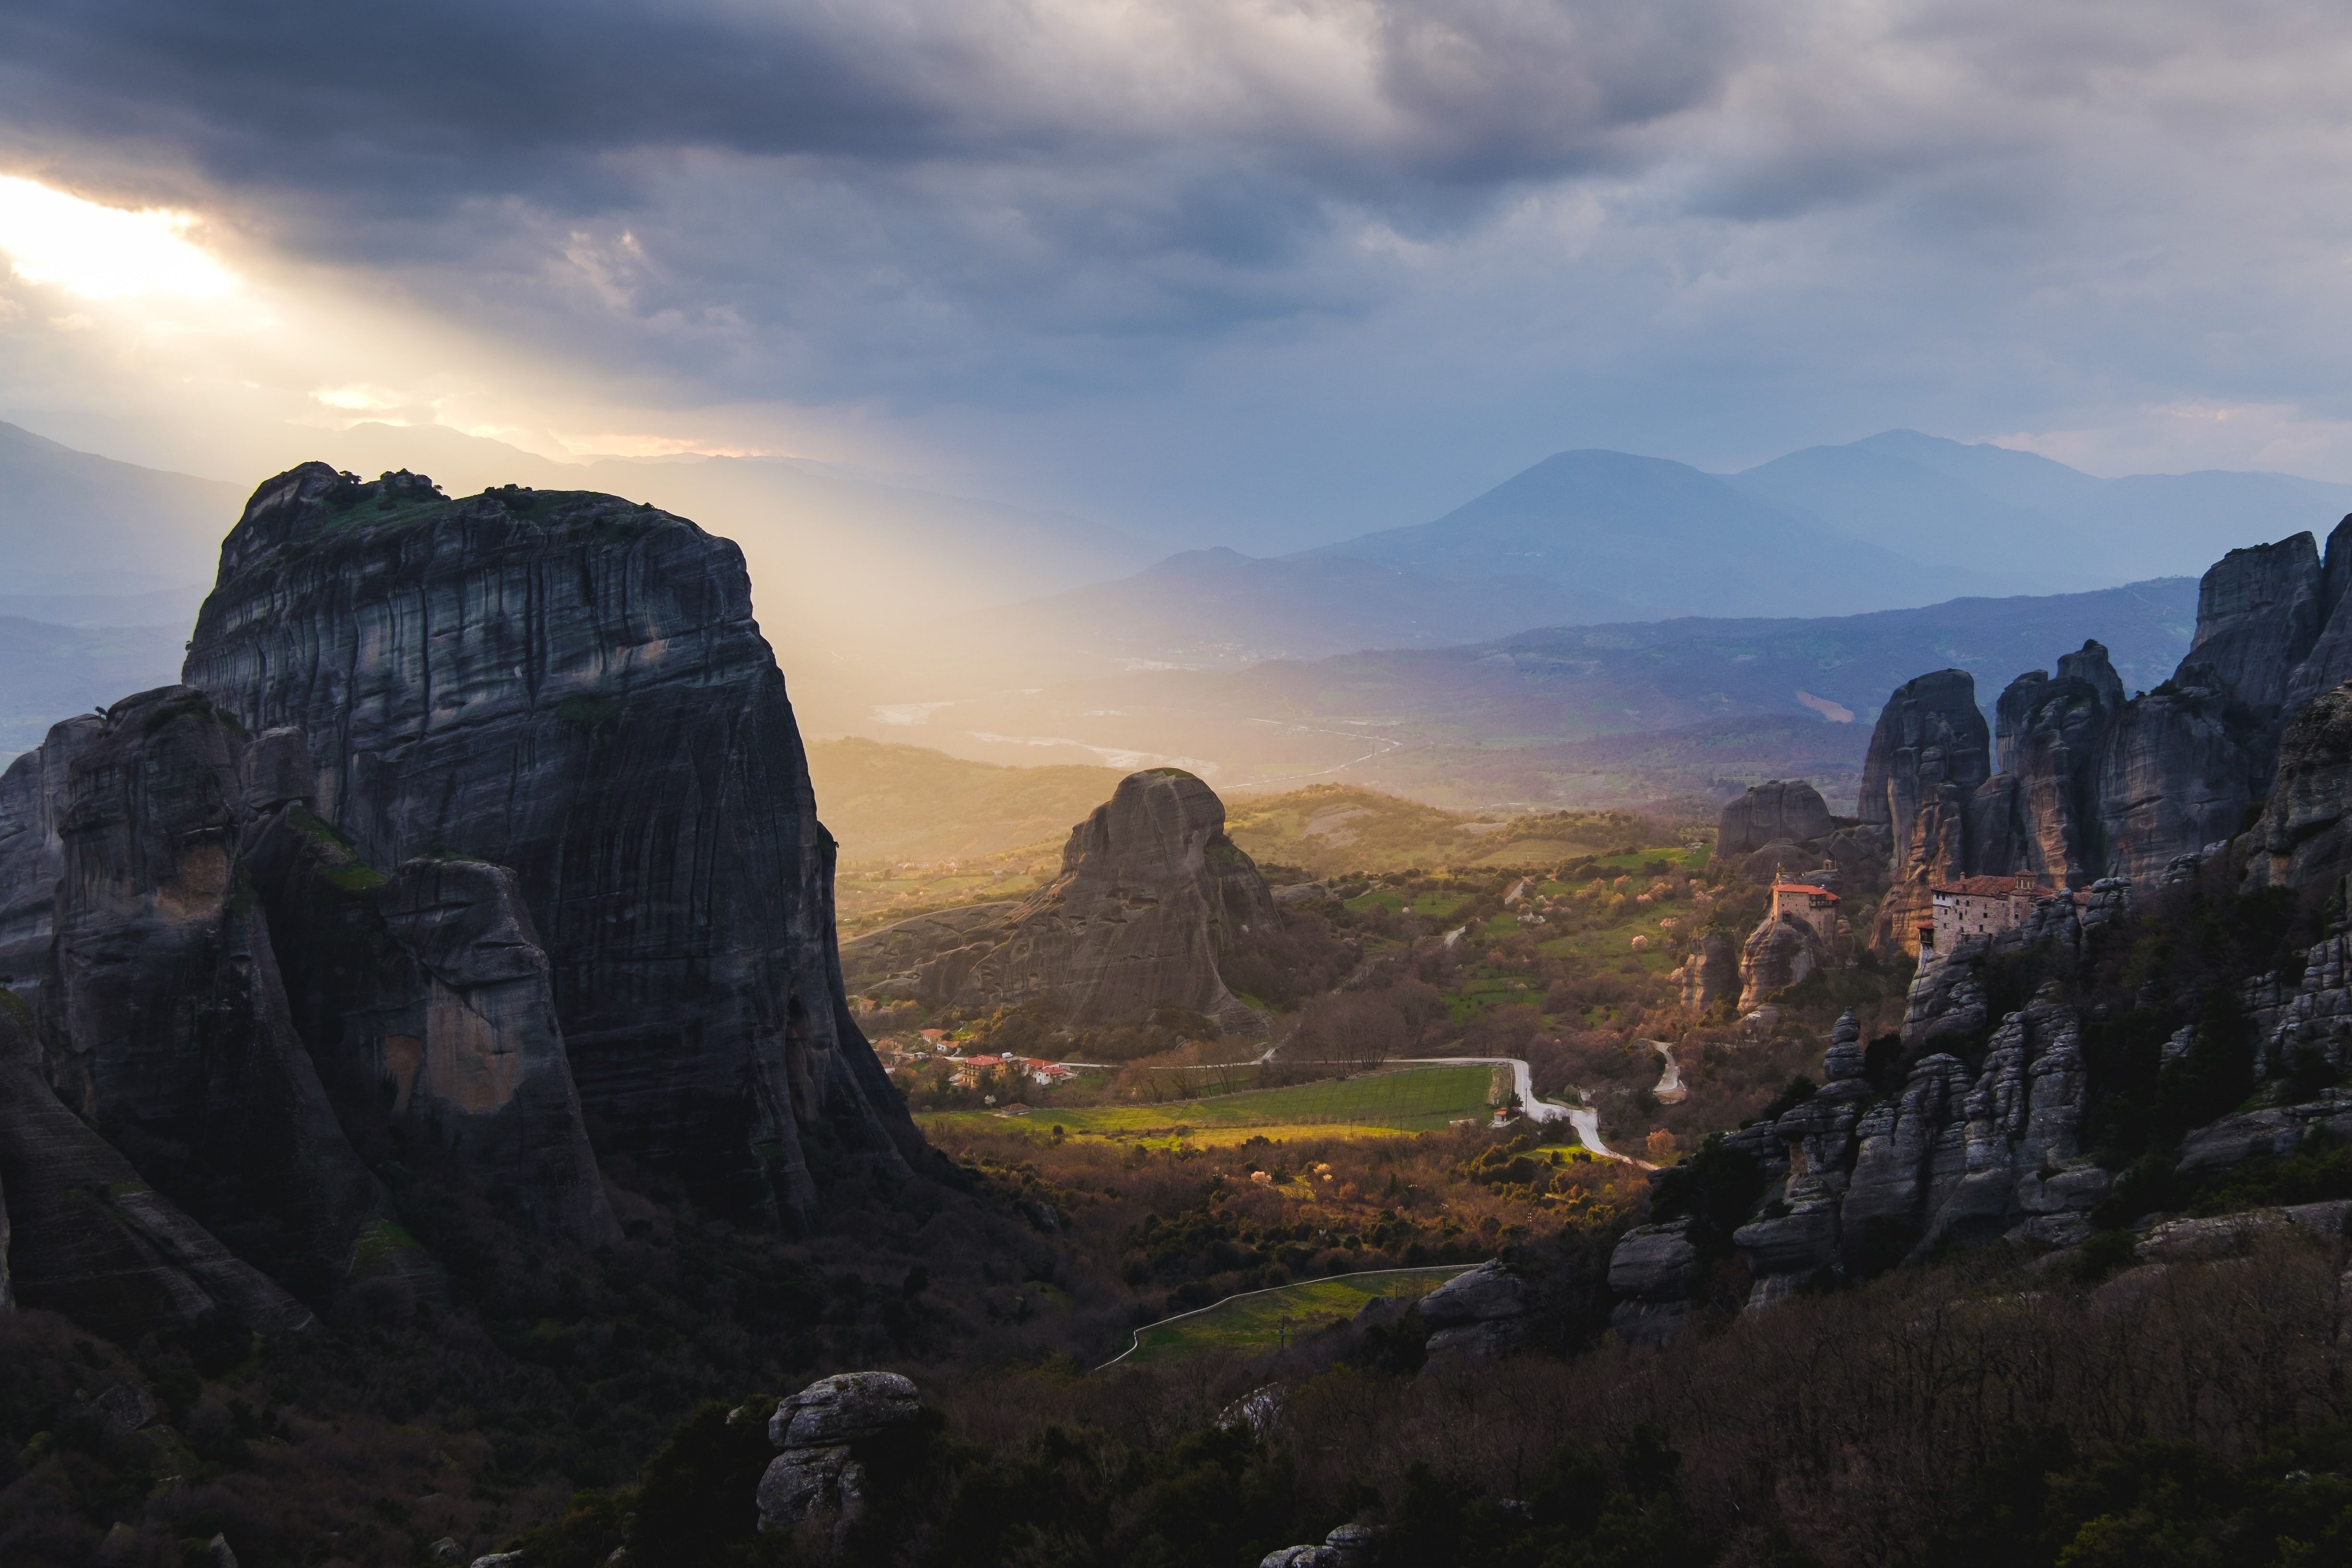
181, 463, 927, 1224
0, 462, 935, 1338
0, 998, 312, 1338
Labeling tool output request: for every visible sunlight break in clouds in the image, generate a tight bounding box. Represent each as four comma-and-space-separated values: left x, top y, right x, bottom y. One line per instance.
0, 176, 236, 300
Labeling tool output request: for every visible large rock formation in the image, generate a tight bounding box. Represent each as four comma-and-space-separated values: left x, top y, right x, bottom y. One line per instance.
1736, 913, 1832, 1012
1859, 526, 2352, 954
1860, 671, 1991, 954
1716, 781, 1834, 861
842, 769, 1277, 1032
180, 464, 925, 1224
0, 463, 932, 1338
1619, 1002, 2109, 1321
1975, 642, 2126, 885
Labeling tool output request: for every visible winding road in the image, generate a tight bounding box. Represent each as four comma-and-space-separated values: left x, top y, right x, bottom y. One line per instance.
1394, 1056, 1620, 1159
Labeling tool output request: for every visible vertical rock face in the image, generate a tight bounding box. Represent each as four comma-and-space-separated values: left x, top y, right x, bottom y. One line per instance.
1620, 996, 2111, 1332
1737, 916, 1831, 1011
2242, 682, 2352, 895
1981, 642, 2125, 886
2179, 532, 2325, 719
1859, 671, 1990, 955
48, 686, 390, 1272
2283, 518, 2352, 715
245, 819, 618, 1248
181, 463, 925, 1222
0, 715, 100, 1000
1677, 931, 1738, 1012
0, 998, 313, 1339
843, 768, 1277, 1031
2098, 690, 2260, 881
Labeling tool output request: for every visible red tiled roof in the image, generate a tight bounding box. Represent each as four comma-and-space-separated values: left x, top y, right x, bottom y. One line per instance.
1771, 883, 1839, 900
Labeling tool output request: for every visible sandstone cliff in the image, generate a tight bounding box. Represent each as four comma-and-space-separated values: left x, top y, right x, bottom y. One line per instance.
842, 768, 1276, 1032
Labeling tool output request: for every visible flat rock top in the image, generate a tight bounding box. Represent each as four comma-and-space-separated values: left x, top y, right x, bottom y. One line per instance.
771, 1371, 923, 1449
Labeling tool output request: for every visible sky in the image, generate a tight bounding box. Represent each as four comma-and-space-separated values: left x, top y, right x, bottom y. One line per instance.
3, 0, 2352, 553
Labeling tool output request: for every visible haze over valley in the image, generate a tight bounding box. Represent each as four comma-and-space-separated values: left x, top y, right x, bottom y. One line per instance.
17, 7, 2352, 1568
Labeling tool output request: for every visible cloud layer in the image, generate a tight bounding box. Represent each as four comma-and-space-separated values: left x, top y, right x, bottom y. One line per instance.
3, 0, 2352, 542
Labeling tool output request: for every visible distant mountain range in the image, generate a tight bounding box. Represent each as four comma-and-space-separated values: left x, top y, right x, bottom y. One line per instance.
0, 416, 2334, 804
868, 576, 2203, 809
1002, 432, 2352, 671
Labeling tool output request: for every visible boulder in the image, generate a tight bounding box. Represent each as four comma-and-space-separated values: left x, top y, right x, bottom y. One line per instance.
1259, 1524, 1380, 1568
1607, 1218, 1700, 1342
1417, 1261, 1528, 1327
758, 1372, 926, 1545
769, 1372, 923, 1448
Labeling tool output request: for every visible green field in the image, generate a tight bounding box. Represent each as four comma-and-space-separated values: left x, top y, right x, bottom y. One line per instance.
1108, 1266, 1475, 1366
919, 1064, 1501, 1146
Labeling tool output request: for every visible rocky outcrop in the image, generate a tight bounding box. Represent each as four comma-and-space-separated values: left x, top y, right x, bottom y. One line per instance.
1676, 931, 1738, 1012
1978, 642, 2126, 885
1260, 1524, 1380, 1568
1861, 671, 1991, 956
246, 823, 618, 1248
1717, 781, 1834, 860
180, 464, 927, 1223
841, 769, 1277, 1033
1417, 1259, 1531, 1360
2242, 681, 2352, 894
2180, 532, 2327, 721
1737, 913, 1833, 1011
1606, 1218, 1699, 1346
2177, 1095, 2352, 1173
1613, 998, 2114, 1330
0, 998, 312, 1339
757, 1372, 925, 1546
1856, 525, 2352, 925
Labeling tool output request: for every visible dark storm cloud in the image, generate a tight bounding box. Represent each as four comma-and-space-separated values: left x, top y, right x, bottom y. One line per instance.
0, 0, 1749, 214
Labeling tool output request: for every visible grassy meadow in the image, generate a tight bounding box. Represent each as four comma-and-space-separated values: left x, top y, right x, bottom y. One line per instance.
1111, 1265, 1473, 1366
917, 1063, 1504, 1147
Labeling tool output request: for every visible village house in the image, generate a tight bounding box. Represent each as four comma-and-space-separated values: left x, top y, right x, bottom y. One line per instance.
1922, 873, 2063, 952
